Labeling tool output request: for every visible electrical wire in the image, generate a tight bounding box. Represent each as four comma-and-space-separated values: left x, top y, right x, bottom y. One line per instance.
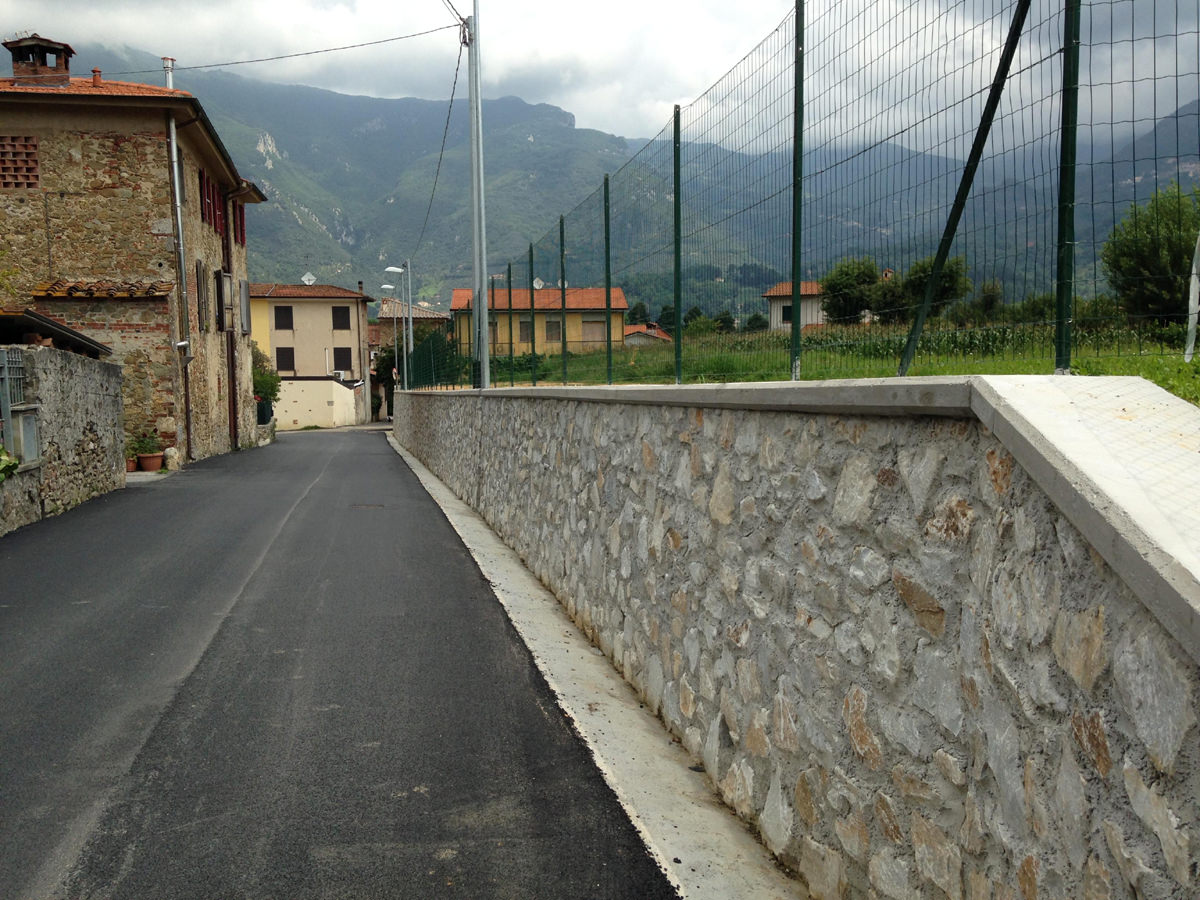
407, 40, 465, 261
440, 0, 465, 24
105, 24, 459, 76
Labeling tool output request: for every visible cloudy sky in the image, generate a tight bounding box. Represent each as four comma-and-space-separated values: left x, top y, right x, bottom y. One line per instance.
2, 0, 796, 138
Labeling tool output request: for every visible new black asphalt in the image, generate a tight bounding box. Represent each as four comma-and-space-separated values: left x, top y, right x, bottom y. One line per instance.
0, 430, 677, 900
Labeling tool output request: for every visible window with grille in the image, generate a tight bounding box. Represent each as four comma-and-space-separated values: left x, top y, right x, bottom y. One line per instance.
0, 136, 39, 189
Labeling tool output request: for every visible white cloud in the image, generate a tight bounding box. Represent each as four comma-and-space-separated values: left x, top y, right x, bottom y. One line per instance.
2, 0, 798, 137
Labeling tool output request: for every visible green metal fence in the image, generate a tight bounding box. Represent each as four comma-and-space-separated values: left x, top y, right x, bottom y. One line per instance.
414, 0, 1199, 390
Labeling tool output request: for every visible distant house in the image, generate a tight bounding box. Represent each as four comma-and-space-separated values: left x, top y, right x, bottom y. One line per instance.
248, 283, 371, 429
624, 322, 672, 346
451, 287, 628, 356
763, 281, 825, 331
0, 34, 266, 461
376, 298, 450, 354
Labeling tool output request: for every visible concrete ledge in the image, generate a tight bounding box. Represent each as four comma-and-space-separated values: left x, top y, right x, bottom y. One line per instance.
969, 375, 1200, 666
406, 377, 975, 417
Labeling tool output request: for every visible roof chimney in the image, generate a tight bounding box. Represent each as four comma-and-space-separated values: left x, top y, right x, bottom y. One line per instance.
3, 34, 76, 87
91, 67, 101, 87
357, 281, 363, 294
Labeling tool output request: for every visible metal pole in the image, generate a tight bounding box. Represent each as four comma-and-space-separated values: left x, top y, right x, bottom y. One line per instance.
604, 174, 613, 385
529, 243, 537, 387
405, 260, 413, 385
673, 104, 683, 385
466, 9, 490, 388
1055, 0, 1082, 372
898, 0, 1032, 376
790, 1, 805, 379
560, 215, 568, 384
507, 262, 515, 385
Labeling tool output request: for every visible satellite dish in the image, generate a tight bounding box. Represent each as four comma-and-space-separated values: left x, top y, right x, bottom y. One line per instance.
301, 271, 317, 286
557, 279, 568, 288
532, 277, 545, 290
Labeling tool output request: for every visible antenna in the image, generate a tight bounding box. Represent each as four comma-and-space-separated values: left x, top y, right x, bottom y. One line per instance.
301, 271, 316, 286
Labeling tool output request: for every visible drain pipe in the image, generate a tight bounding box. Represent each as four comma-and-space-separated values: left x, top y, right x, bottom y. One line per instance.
164, 56, 194, 458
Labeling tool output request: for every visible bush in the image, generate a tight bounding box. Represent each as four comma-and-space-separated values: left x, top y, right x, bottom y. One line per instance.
251, 341, 282, 404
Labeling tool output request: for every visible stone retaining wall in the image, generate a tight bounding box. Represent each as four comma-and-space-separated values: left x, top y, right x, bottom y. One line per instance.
1, 346, 124, 537
393, 380, 1198, 899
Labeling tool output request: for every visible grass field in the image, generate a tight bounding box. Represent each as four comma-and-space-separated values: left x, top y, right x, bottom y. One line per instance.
426, 321, 1200, 407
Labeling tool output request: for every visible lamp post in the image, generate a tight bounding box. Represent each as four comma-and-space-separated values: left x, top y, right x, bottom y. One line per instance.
381, 284, 401, 397
385, 263, 412, 389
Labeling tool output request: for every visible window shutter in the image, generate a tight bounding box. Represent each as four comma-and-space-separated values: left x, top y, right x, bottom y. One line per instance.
239, 279, 251, 335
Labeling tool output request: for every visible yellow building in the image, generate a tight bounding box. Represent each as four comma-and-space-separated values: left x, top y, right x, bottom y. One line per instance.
249, 283, 371, 429
451, 287, 628, 356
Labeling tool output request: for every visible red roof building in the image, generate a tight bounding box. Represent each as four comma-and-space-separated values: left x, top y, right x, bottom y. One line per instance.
450, 287, 628, 356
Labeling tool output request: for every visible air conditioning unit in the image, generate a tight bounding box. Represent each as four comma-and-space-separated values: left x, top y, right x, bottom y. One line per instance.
330, 370, 345, 380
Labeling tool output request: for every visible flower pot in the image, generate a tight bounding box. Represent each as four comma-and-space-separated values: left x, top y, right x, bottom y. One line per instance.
137, 452, 164, 472
126, 458, 138, 472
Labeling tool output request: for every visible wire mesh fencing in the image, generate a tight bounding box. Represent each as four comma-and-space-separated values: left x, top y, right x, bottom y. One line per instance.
415, 0, 1198, 391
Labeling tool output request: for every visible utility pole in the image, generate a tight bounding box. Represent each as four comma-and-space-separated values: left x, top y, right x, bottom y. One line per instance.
465, 4, 490, 388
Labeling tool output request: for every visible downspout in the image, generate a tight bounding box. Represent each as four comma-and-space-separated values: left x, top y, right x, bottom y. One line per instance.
163, 57, 193, 459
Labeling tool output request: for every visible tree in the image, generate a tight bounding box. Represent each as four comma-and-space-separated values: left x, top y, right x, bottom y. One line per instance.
684, 315, 716, 336
658, 305, 676, 332
683, 305, 705, 326
1101, 183, 1200, 323
902, 254, 973, 319
743, 312, 769, 332
821, 257, 879, 322
627, 301, 649, 325
250, 341, 281, 404
712, 309, 735, 333
869, 273, 908, 324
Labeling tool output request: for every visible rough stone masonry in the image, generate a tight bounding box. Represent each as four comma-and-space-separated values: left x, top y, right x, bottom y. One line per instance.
393, 378, 1198, 899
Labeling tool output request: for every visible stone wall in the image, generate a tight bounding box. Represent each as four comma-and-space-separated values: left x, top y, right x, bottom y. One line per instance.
1, 346, 124, 537
393, 380, 1199, 899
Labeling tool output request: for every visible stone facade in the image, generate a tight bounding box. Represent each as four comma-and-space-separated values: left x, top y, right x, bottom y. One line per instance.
1, 82, 261, 460
393, 383, 1198, 899
1, 345, 123, 536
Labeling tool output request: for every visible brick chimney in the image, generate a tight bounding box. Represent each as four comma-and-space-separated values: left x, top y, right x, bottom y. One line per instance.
3, 34, 76, 87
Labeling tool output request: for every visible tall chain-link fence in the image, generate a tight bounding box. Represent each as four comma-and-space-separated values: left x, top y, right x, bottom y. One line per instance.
413, 0, 1198, 390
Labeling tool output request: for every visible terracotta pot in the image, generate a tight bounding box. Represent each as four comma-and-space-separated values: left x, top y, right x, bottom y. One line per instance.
137, 452, 164, 472
126, 458, 138, 472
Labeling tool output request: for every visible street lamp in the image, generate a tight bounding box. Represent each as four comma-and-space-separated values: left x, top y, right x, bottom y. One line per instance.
385, 262, 413, 389
381, 283, 401, 395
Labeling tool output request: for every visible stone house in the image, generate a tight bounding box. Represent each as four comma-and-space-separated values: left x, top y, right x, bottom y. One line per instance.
248, 283, 371, 429
0, 34, 266, 461
451, 287, 628, 356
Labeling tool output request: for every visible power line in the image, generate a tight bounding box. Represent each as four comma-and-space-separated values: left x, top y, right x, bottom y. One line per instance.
106, 24, 459, 76
440, 0, 465, 23
408, 39, 465, 261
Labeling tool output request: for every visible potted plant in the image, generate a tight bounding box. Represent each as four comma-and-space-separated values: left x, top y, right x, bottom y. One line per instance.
130, 432, 164, 472
124, 438, 139, 472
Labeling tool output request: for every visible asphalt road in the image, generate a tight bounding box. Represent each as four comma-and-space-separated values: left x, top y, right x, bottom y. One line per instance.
0, 430, 677, 900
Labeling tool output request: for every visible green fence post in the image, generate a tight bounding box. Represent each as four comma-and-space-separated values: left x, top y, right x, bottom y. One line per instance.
507, 262, 514, 386
673, 104, 683, 385
560, 215, 568, 384
604, 174, 613, 385
529, 243, 537, 387
1055, 0, 1081, 372
790, 0, 805, 379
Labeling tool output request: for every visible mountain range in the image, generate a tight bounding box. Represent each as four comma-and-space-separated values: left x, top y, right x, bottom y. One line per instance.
68, 44, 1200, 313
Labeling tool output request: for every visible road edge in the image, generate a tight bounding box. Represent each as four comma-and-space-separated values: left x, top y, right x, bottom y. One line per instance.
386, 434, 805, 900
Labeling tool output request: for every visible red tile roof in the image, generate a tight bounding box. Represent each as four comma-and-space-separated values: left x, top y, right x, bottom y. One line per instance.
250, 283, 367, 299
624, 323, 672, 341
0, 77, 192, 98
451, 287, 629, 311
379, 298, 449, 321
762, 281, 823, 298
33, 280, 174, 298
